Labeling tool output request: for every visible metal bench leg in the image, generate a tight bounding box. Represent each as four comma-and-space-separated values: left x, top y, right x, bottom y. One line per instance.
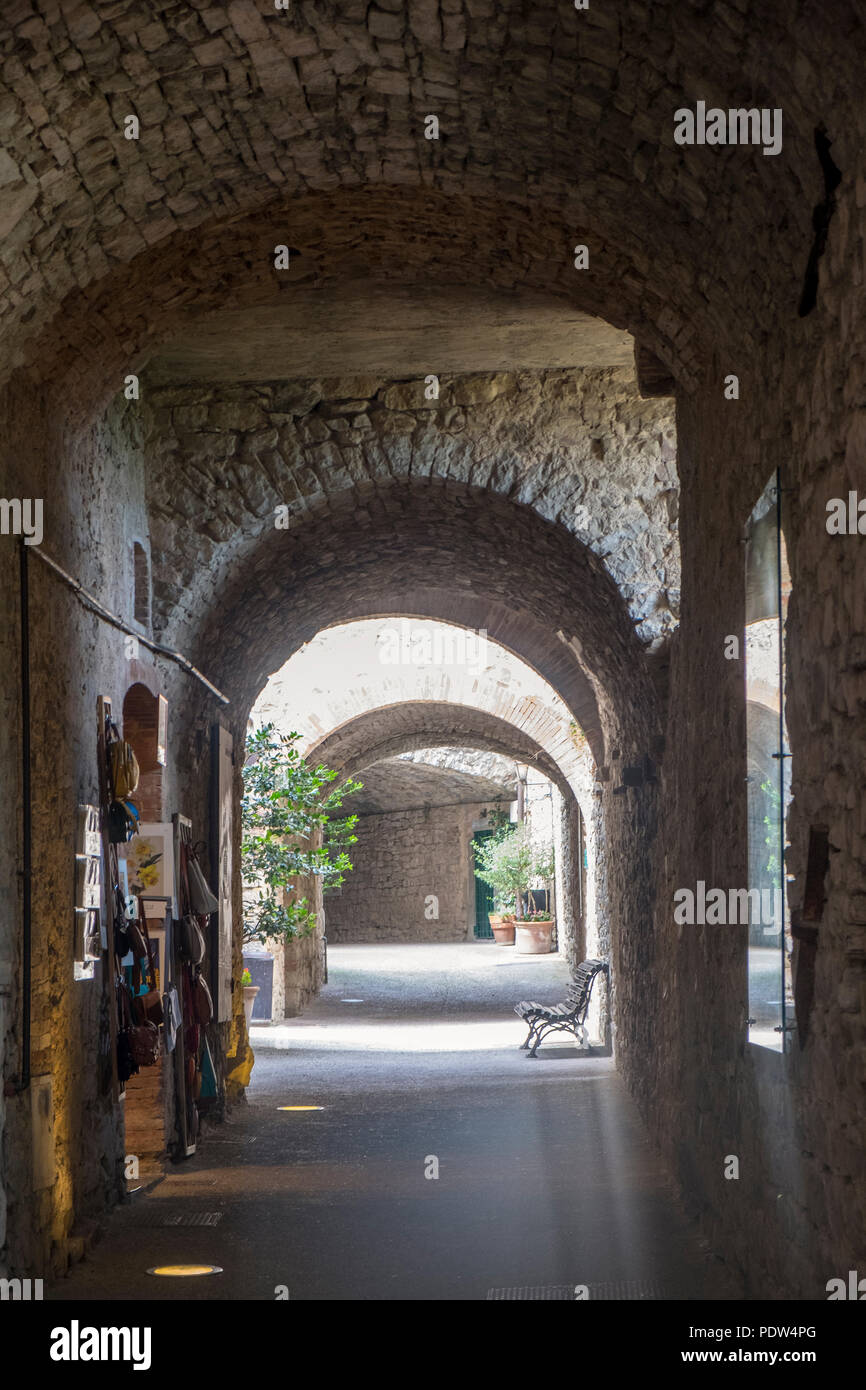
520, 1021, 539, 1050
527, 1022, 554, 1058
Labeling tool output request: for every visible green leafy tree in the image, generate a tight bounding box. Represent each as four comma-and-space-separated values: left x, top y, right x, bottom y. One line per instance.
474, 822, 554, 918
241, 724, 361, 945
760, 776, 782, 881
482, 801, 511, 834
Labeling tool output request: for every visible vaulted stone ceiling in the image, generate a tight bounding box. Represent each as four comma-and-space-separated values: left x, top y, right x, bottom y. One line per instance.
2, 0, 860, 414
340, 756, 515, 815
398, 745, 520, 784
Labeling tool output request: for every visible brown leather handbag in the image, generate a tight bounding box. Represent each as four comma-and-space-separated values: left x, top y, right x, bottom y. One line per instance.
179, 914, 206, 965
129, 1017, 160, 1067
119, 974, 160, 1068
192, 970, 213, 1026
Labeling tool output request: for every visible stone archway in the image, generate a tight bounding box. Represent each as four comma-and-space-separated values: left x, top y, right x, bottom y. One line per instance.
307, 702, 592, 968
0, 1, 863, 1302
186, 475, 664, 761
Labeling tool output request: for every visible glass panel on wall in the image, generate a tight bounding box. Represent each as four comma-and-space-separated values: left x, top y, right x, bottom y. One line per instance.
744, 471, 792, 1051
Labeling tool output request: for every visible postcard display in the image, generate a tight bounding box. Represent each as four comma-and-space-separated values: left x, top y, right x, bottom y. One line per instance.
97, 696, 220, 1157
74, 804, 103, 979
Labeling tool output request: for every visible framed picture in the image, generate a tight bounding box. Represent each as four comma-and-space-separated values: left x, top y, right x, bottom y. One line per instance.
124, 922, 164, 996
118, 823, 176, 918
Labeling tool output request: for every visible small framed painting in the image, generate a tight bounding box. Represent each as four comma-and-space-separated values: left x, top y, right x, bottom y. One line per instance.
118, 823, 176, 918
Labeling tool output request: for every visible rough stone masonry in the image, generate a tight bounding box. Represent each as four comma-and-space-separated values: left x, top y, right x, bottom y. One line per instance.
0, 0, 862, 1308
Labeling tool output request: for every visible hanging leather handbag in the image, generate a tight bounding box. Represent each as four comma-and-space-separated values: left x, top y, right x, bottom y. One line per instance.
179, 914, 206, 965
163, 984, 182, 1052
192, 969, 213, 1027
118, 972, 158, 1074
108, 722, 140, 799
134, 970, 164, 1027
117, 1027, 137, 1084
108, 799, 139, 844
113, 882, 131, 959
129, 1017, 160, 1067
162, 918, 182, 1053
182, 963, 201, 1059
186, 842, 219, 916
127, 900, 148, 961
116, 977, 139, 1083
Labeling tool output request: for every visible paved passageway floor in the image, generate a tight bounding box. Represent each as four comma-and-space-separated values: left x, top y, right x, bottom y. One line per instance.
54, 944, 738, 1301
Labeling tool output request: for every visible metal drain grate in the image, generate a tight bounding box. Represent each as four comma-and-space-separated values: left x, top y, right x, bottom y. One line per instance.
128, 1209, 224, 1228
203, 1134, 257, 1145
486, 1280, 677, 1301
486, 1285, 575, 1301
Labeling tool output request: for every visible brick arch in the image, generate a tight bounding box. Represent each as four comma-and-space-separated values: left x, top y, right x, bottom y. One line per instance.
308, 702, 591, 961
121, 681, 163, 822
190, 478, 660, 764
4, 5, 861, 413
307, 701, 578, 804
308, 700, 586, 811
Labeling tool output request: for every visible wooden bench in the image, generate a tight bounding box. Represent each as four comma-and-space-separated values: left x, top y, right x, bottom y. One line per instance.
514, 959, 607, 1058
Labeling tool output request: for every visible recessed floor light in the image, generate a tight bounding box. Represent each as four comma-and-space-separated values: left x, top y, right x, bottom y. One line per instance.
340, 998, 364, 1003
277, 1105, 325, 1111
147, 1265, 223, 1277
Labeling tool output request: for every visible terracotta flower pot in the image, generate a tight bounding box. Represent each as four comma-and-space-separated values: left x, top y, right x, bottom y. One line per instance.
489, 915, 516, 945
514, 921, 554, 954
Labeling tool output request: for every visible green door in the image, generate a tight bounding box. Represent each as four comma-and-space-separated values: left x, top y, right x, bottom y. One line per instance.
473, 831, 495, 938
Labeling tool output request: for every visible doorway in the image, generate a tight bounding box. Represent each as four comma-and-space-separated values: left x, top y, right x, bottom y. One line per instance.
473, 830, 495, 939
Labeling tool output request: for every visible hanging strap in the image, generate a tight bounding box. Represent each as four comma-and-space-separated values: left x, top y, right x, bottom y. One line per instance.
117, 972, 133, 1030
165, 900, 178, 993
179, 834, 193, 917
132, 894, 158, 995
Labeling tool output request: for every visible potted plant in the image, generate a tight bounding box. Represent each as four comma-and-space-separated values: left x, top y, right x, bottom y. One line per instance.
474, 824, 534, 946
514, 839, 556, 954
487, 903, 516, 945
241, 967, 260, 1028
514, 908, 555, 954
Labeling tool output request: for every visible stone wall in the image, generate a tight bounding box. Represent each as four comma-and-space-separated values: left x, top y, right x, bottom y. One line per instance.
0, 382, 152, 1276
324, 802, 485, 944
611, 147, 866, 1296
143, 368, 678, 663
0, 380, 250, 1278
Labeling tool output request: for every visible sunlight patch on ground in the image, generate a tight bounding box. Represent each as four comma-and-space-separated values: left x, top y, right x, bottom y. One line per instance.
251, 1017, 584, 1053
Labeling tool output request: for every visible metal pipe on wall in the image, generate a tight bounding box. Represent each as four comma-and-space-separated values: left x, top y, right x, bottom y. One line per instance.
12, 539, 31, 1093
